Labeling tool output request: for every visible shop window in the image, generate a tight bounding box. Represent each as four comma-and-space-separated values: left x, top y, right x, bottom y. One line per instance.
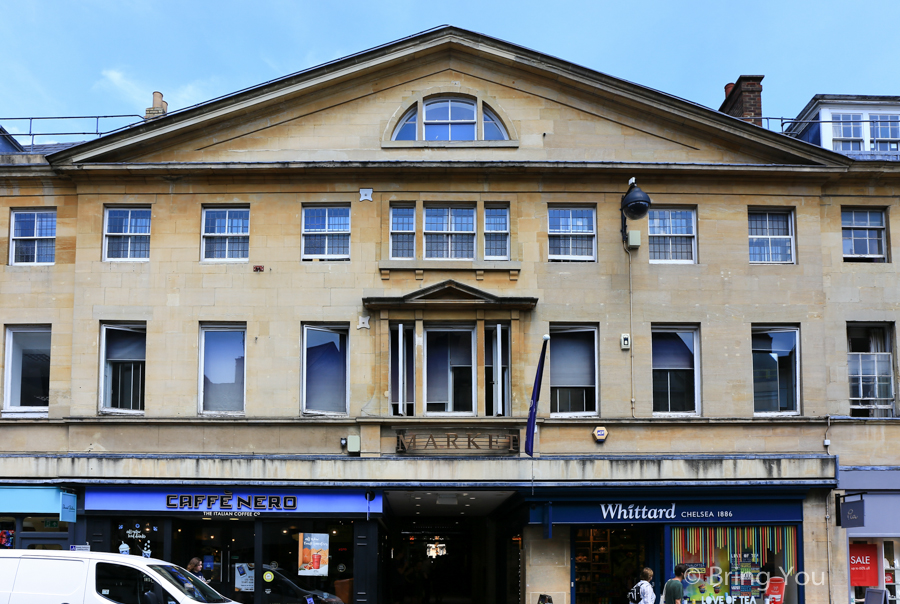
425, 327, 475, 414
104, 207, 151, 261
95, 562, 164, 604
302, 206, 350, 260
3, 326, 51, 413
200, 324, 245, 414
262, 520, 355, 601
649, 208, 697, 263
391, 323, 415, 416
390, 206, 416, 259
202, 207, 249, 261
652, 328, 700, 414
9, 209, 56, 265
842, 209, 887, 263
486, 324, 510, 416
752, 327, 799, 414
23, 516, 68, 532
550, 327, 597, 414
302, 325, 349, 414
848, 325, 895, 417
0, 517, 14, 548
111, 519, 162, 558
425, 207, 475, 260
671, 525, 798, 603
101, 325, 146, 412
548, 207, 596, 262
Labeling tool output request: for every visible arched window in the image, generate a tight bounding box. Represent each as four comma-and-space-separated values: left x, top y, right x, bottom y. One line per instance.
483, 106, 509, 141
392, 107, 418, 141
391, 96, 509, 142
424, 98, 476, 141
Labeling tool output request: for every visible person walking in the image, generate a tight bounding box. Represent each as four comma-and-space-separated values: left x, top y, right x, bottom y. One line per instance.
663, 564, 686, 604
639, 568, 656, 604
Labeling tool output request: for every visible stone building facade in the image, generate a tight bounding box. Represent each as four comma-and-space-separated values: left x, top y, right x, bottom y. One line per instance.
1, 26, 898, 604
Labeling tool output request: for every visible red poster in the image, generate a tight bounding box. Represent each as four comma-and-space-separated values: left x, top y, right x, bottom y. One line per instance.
850, 544, 879, 587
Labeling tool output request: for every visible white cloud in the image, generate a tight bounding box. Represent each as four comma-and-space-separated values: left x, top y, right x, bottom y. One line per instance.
96, 69, 148, 110
93, 68, 218, 114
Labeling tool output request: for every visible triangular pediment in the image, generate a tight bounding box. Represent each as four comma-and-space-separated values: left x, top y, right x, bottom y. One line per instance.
48, 27, 850, 170
363, 280, 537, 311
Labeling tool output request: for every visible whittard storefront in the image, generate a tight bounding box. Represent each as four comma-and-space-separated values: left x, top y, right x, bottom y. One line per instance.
83, 487, 382, 604
529, 494, 805, 604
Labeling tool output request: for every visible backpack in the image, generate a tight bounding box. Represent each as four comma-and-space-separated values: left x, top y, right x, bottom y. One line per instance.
627, 581, 644, 604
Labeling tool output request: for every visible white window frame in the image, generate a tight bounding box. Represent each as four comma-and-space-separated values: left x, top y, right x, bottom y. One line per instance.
423, 325, 477, 416
869, 114, 900, 152
549, 325, 598, 417
847, 324, 895, 417
547, 207, 597, 262
748, 209, 795, 264
651, 326, 701, 417
390, 323, 416, 417
301, 324, 350, 415
3, 325, 51, 417
99, 324, 146, 415
751, 325, 801, 416
486, 323, 511, 417
102, 207, 151, 262
842, 208, 887, 261
301, 206, 351, 261
9, 209, 56, 266
390, 206, 416, 260
423, 97, 477, 142
484, 207, 510, 261
832, 113, 864, 152
649, 207, 697, 264
424, 207, 476, 260
198, 324, 246, 416
201, 207, 250, 262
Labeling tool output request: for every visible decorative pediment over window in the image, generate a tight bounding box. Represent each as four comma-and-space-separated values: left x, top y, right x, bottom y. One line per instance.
362, 280, 537, 311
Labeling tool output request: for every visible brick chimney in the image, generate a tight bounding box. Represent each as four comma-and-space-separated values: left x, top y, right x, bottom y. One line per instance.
144, 91, 168, 120
718, 76, 764, 127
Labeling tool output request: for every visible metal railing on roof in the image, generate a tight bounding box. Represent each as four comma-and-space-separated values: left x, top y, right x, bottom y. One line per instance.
0, 115, 144, 148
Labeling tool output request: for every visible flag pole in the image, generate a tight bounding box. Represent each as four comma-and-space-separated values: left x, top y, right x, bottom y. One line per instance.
526, 334, 550, 493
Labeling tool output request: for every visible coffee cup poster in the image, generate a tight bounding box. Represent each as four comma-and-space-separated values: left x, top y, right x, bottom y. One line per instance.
298, 533, 329, 576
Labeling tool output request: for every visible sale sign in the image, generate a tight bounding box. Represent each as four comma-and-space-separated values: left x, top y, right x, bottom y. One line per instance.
850, 544, 879, 586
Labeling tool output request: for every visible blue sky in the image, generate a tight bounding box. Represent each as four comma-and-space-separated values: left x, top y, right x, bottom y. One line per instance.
2, 0, 900, 143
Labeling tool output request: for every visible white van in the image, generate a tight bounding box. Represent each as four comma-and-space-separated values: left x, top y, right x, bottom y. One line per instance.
0, 549, 235, 604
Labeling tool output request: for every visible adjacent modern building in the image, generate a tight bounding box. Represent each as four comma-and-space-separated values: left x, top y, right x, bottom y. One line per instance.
2, 26, 899, 604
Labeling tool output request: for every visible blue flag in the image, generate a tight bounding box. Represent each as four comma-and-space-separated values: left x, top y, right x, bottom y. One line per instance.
524, 337, 549, 457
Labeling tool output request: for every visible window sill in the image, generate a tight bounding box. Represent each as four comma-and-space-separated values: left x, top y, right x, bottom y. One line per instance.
99, 408, 145, 416
1, 410, 48, 419
199, 411, 246, 418
379, 260, 521, 271
103, 259, 150, 263
753, 411, 800, 417
382, 140, 518, 149
200, 259, 249, 264
749, 261, 796, 266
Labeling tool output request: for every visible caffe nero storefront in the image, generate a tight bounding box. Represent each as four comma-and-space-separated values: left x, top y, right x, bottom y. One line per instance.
82, 486, 383, 604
